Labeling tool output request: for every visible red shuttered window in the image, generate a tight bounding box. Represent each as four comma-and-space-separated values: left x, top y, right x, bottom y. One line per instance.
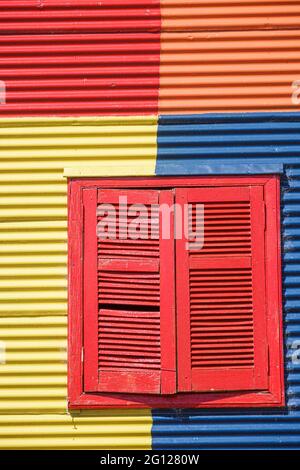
83, 188, 176, 395
176, 186, 268, 393
68, 176, 284, 409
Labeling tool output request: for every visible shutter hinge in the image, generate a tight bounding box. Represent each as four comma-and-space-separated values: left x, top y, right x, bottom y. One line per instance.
81, 347, 84, 363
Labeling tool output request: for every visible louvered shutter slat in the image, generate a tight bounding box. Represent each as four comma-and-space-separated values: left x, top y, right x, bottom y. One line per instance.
176, 186, 269, 393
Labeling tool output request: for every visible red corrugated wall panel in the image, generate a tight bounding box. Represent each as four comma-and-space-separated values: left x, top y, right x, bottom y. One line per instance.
0, 0, 160, 33
0, 1, 160, 117
0, 33, 160, 116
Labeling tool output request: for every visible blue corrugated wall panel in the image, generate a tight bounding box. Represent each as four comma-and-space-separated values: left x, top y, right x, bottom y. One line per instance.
156, 113, 300, 175
152, 112, 300, 450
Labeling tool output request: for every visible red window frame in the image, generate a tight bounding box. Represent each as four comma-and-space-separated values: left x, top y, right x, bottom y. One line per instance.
68, 176, 284, 409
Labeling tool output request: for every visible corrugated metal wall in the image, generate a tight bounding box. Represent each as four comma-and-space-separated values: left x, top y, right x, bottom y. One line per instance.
159, 1, 300, 114
0, 1, 160, 117
0, 116, 157, 449
2, 0, 300, 115
160, 0, 300, 31
0, 0, 161, 33
0, 33, 160, 117
156, 113, 300, 172
0, 412, 151, 449
152, 112, 300, 449
6, 1, 300, 118
1, 0, 300, 451
159, 30, 300, 114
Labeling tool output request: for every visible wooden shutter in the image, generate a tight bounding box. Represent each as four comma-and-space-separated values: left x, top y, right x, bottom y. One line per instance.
176, 185, 269, 393
83, 187, 176, 395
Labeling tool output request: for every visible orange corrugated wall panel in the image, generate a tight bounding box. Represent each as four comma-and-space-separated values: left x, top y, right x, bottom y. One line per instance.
160, 0, 300, 31
159, 29, 300, 113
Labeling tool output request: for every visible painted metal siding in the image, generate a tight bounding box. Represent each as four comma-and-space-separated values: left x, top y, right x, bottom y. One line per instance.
159, 30, 300, 114
0, 116, 156, 449
160, 0, 300, 31
153, 112, 300, 449
156, 113, 300, 172
0, 1, 160, 117
0, 412, 151, 449
0, 0, 160, 33
0, 33, 160, 116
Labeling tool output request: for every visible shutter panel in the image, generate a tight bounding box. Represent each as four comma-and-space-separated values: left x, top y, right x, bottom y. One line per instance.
83, 187, 176, 395
176, 185, 269, 393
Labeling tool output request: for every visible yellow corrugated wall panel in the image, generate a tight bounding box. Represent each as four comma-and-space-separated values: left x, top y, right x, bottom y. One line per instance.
0, 315, 67, 413
0, 413, 151, 450
0, 116, 155, 449
0, 116, 157, 315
